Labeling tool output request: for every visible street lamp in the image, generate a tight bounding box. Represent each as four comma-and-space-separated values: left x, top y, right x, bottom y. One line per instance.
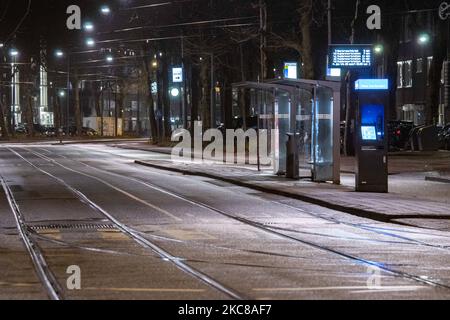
84, 22, 94, 32
55, 48, 72, 135
106, 55, 113, 63
9, 49, 19, 57
374, 44, 384, 54
418, 33, 430, 45
86, 38, 95, 47
100, 5, 111, 15
171, 88, 180, 97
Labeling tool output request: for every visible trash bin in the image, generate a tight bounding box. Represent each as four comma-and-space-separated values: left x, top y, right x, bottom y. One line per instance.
286, 133, 300, 179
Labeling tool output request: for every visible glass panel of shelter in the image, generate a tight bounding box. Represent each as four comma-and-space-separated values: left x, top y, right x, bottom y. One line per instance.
231, 82, 336, 183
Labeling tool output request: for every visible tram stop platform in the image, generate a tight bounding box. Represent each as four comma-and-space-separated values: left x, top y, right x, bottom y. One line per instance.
122, 142, 450, 232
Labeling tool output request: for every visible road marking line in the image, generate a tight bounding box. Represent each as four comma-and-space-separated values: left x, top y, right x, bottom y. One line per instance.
100, 230, 130, 241
162, 229, 217, 241
83, 287, 205, 293
253, 286, 426, 292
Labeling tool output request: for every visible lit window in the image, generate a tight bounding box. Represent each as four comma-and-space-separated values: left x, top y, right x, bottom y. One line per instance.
427, 56, 433, 86
404, 60, 413, 87
416, 58, 423, 73
397, 62, 403, 88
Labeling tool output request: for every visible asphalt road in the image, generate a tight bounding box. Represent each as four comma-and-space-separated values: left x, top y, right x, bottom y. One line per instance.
1, 144, 450, 300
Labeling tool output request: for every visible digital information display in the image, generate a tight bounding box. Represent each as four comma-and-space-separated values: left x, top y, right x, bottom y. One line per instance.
361, 126, 377, 141
355, 79, 389, 90
329, 45, 373, 68
284, 62, 298, 79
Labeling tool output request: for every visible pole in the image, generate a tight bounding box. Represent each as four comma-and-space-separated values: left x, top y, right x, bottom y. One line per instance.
11, 62, 16, 136
181, 36, 188, 130
257, 0, 267, 171
328, 0, 332, 45
210, 53, 215, 128
66, 55, 70, 136
114, 81, 118, 137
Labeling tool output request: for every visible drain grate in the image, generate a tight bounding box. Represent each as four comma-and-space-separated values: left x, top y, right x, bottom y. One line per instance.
29, 223, 117, 232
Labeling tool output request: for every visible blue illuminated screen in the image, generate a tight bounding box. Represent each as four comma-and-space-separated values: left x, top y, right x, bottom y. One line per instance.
361, 126, 377, 141
361, 104, 385, 141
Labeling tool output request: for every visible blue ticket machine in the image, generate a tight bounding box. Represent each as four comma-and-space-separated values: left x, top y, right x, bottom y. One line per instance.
354, 79, 389, 193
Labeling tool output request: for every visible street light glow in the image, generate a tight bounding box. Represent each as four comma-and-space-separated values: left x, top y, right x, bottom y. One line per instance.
171, 88, 180, 97
106, 55, 114, 63
59, 91, 66, 97
55, 50, 64, 57
84, 22, 94, 32
86, 38, 95, 47
374, 44, 383, 54
100, 5, 111, 15
10, 49, 19, 57
418, 33, 430, 45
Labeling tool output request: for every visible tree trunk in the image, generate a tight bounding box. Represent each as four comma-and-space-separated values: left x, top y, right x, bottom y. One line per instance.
200, 58, 211, 130
161, 52, 172, 141
54, 91, 61, 137
0, 97, 9, 139
426, 20, 447, 125
343, 0, 362, 156
25, 94, 34, 137
142, 51, 158, 143
299, 0, 314, 79
73, 75, 82, 136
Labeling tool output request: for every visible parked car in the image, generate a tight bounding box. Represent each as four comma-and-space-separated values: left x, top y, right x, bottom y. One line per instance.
15, 124, 27, 134
388, 121, 415, 151
62, 126, 98, 136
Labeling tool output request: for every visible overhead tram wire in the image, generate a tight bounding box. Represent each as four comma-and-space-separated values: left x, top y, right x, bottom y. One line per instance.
0, 0, 11, 23
97, 16, 259, 35
3, 0, 32, 45
120, 0, 204, 11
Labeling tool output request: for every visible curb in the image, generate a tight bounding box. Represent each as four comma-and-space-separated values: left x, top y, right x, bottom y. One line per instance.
425, 176, 450, 184
51, 139, 148, 146
135, 160, 401, 224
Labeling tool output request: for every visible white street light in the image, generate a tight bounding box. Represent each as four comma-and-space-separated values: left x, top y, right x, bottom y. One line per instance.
106, 55, 113, 63
55, 50, 64, 57
86, 38, 95, 47
171, 88, 180, 97
418, 33, 430, 45
59, 91, 66, 97
84, 22, 94, 32
10, 49, 19, 57
100, 5, 111, 15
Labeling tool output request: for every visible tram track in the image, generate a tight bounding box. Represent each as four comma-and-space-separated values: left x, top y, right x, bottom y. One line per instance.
18, 146, 450, 291
30, 146, 450, 251
0, 174, 63, 300
4, 147, 245, 300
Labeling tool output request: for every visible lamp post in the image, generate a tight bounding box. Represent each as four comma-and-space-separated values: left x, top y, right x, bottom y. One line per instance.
10, 49, 19, 136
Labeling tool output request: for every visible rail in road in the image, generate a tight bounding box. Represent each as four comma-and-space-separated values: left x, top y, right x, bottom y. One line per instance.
2, 145, 450, 298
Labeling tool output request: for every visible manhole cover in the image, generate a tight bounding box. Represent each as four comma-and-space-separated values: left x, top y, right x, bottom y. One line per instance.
29, 223, 117, 232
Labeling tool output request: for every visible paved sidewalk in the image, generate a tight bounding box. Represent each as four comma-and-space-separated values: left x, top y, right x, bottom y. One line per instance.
113, 142, 450, 230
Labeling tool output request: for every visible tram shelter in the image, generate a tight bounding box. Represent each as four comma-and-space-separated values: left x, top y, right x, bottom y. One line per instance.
232, 79, 341, 184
